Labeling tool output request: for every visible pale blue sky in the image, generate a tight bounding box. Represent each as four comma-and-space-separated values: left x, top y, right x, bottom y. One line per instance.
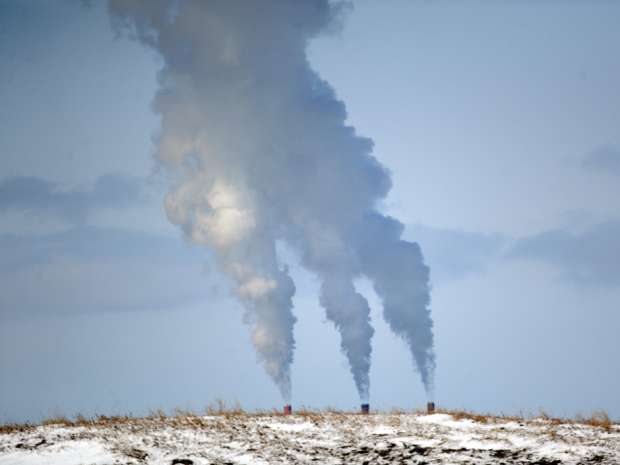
1, 0, 619, 423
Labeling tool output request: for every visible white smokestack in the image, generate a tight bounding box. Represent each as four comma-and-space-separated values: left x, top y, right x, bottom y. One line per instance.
109, 0, 435, 401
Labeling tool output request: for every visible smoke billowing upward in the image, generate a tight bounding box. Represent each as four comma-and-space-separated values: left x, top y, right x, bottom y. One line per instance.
109, 0, 435, 401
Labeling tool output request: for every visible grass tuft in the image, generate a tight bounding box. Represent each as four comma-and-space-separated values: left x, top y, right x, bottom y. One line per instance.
587, 411, 612, 432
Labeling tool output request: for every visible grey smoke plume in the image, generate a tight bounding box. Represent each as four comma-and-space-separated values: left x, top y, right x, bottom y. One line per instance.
109, 0, 435, 401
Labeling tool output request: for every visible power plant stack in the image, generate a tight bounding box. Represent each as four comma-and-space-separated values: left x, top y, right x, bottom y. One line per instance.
361, 403, 369, 414
283, 404, 292, 415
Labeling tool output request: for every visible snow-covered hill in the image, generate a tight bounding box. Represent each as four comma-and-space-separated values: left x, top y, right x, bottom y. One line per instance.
1, 412, 618, 464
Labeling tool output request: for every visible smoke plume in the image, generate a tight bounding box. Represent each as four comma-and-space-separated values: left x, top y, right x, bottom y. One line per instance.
109, 0, 435, 401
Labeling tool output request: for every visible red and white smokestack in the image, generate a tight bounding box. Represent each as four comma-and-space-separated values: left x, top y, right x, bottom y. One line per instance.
361, 403, 369, 414
427, 402, 435, 414
283, 404, 292, 415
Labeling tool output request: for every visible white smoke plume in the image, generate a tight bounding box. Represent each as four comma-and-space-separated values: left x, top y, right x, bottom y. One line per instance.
109, 0, 435, 401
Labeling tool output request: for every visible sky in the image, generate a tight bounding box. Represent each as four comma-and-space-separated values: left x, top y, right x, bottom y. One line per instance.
1, 0, 619, 423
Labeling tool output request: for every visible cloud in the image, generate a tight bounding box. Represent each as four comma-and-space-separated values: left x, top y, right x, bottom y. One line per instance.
0, 226, 222, 320
508, 221, 620, 286
408, 221, 620, 289
582, 145, 620, 175
406, 223, 506, 283
0, 173, 143, 223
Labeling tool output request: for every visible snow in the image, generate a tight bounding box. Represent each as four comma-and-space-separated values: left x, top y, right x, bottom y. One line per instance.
416, 413, 478, 429
369, 425, 397, 435
1, 413, 618, 464
0, 440, 117, 465
266, 421, 315, 432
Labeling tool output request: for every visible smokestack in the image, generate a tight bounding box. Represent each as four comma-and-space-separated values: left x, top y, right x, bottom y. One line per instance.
283, 404, 292, 415
360, 403, 369, 415
427, 402, 435, 414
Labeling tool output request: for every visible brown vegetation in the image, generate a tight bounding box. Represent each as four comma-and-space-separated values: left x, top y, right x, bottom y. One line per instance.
0, 405, 617, 435
586, 411, 613, 432
0, 423, 35, 434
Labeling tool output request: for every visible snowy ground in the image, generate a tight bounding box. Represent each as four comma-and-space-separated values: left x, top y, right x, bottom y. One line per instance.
1, 412, 619, 464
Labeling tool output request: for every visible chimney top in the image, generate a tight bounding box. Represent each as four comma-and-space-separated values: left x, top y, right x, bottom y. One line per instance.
427, 402, 435, 414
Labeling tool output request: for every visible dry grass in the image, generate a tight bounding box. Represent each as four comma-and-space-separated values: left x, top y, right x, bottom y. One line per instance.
442, 409, 491, 424
0, 423, 35, 434
434, 407, 618, 430
585, 411, 613, 432
41, 416, 74, 427
389, 407, 408, 415
537, 409, 566, 426
1, 406, 617, 434
536, 409, 614, 431
434, 408, 507, 424
204, 399, 244, 416
292, 407, 323, 421
33, 414, 138, 430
